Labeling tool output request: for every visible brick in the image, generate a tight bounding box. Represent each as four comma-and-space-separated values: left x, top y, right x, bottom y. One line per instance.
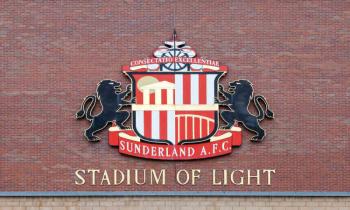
0, 2, 349, 210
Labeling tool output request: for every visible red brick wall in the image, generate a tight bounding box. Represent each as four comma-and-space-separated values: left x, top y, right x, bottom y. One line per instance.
1, 0, 349, 192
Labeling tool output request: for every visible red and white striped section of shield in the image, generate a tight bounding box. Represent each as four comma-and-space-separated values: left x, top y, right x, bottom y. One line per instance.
131, 73, 220, 145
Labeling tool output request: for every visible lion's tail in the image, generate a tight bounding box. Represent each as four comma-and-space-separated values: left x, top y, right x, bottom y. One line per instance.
76, 95, 97, 121
253, 95, 274, 121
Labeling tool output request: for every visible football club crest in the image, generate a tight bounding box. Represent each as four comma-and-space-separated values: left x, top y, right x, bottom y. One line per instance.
76, 31, 274, 160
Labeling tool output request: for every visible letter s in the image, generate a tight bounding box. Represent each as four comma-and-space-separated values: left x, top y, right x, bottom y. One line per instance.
120, 140, 125, 150
75, 169, 86, 185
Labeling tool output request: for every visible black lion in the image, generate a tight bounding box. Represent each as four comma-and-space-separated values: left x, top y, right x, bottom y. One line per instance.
76, 80, 134, 142
217, 80, 274, 141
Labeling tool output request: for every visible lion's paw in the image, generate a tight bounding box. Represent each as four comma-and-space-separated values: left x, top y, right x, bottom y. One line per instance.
220, 126, 232, 130
87, 136, 101, 142
250, 136, 263, 142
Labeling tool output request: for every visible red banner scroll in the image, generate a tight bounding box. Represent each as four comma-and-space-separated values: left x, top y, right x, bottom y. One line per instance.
108, 126, 242, 160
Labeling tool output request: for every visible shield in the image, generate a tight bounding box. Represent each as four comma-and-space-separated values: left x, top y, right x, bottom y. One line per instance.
126, 71, 223, 145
